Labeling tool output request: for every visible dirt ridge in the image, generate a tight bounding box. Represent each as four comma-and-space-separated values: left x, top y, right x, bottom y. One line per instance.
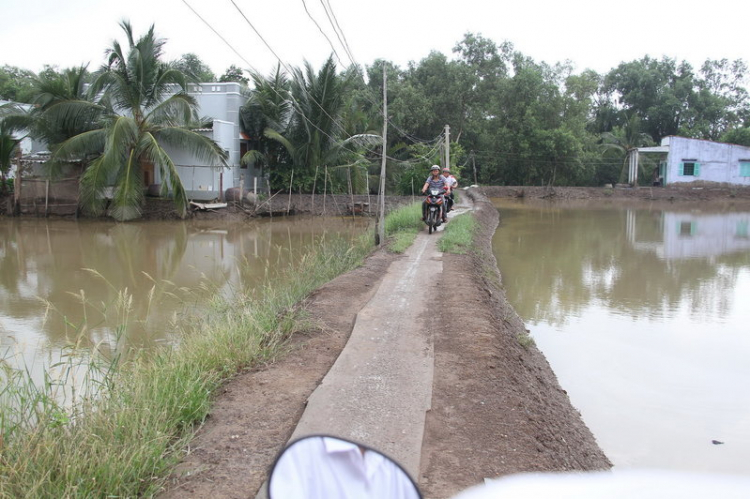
159, 188, 611, 499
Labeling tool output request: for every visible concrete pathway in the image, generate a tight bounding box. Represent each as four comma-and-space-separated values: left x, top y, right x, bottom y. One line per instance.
257, 205, 466, 498
288, 230, 440, 477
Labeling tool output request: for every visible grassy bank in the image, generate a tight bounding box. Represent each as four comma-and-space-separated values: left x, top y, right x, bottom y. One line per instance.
0, 240, 379, 496
0, 204, 426, 497
438, 212, 478, 254
384, 202, 423, 253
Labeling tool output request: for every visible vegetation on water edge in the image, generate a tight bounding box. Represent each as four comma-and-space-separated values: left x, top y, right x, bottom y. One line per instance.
438, 212, 478, 254
0, 231, 375, 497
0, 202, 429, 497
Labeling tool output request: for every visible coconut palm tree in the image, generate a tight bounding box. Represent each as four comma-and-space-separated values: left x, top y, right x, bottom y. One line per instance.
0, 102, 31, 194
242, 58, 379, 193
54, 21, 226, 220
600, 114, 654, 185
240, 65, 294, 184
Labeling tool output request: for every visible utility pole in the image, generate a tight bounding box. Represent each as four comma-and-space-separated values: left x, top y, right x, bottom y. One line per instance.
444, 124, 450, 170
377, 65, 387, 245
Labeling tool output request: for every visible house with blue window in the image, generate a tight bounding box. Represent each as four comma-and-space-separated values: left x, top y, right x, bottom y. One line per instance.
634, 136, 750, 187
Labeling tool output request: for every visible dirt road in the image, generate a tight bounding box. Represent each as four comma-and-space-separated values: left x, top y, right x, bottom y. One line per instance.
160, 189, 611, 499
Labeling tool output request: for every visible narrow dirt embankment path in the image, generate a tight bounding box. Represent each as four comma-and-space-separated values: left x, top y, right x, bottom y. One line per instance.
160, 189, 611, 499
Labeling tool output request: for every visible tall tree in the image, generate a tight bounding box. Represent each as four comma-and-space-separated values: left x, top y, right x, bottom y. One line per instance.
172, 53, 216, 82
54, 21, 226, 220
240, 65, 293, 183
0, 65, 36, 103
219, 65, 249, 85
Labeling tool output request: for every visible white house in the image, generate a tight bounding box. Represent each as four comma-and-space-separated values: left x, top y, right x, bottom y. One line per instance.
12, 83, 260, 202
159, 82, 259, 201
635, 136, 750, 187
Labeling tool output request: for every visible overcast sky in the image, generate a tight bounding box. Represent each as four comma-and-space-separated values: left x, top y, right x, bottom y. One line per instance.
2, 0, 749, 78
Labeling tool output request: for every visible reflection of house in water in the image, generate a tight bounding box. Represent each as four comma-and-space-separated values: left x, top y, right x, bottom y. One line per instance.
627, 210, 750, 260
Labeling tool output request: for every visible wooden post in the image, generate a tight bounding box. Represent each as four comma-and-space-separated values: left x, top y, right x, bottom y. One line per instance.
240, 173, 245, 207
323, 166, 328, 215
287, 169, 294, 214
365, 166, 370, 214
45, 179, 50, 217
347, 167, 354, 216
312, 164, 319, 212
472, 151, 477, 185
14, 147, 21, 215
444, 124, 450, 170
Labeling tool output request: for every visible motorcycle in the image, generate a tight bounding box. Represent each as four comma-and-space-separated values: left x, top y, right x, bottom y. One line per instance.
423, 187, 446, 234
267, 435, 750, 499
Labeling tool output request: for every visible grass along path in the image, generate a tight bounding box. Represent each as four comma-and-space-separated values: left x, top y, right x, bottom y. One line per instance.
0, 205, 426, 497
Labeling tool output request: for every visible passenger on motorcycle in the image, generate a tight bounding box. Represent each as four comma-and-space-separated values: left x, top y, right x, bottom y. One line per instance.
421, 165, 448, 223
442, 167, 458, 212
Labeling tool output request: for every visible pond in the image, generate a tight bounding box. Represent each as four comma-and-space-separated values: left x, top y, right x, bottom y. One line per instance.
0, 216, 370, 380
491, 199, 750, 475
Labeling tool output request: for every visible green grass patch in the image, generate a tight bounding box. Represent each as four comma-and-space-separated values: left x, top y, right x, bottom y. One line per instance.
438, 212, 478, 254
0, 234, 373, 497
388, 228, 419, 253
384, 202, 423, 253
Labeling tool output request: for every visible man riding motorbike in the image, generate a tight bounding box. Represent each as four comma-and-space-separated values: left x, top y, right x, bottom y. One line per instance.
421, 165, 448, 223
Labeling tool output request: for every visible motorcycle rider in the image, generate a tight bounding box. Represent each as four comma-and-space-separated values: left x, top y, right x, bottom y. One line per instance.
421, 165, 448, 223
442, 167, 458, 212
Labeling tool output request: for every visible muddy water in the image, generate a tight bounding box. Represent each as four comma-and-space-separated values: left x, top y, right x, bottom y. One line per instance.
0, 216, 369, 374
491, 199, 750, 475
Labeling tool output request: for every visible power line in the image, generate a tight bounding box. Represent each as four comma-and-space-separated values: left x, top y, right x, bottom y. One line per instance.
319, 0, 356, 66
301, 0, 346, 67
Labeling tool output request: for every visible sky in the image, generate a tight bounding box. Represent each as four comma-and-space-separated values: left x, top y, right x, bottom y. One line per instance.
2, 0, 749, 79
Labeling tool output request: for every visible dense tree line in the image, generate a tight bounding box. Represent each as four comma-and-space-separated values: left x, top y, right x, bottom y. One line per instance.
3, 27, 749, 217
238, 33, 750, 191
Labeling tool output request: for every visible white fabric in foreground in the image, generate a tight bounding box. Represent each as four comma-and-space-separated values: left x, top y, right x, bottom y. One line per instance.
452, 469, 750, 499
269, 436, 420, 499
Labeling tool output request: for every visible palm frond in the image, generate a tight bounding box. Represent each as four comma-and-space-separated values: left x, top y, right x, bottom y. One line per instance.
141, 132, 187, 217
110, 148, 144, 221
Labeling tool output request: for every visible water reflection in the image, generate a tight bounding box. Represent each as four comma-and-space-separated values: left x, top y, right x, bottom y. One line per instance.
0, 216, 369, 362
494, 202, 750, 326
491, 199, 750, 475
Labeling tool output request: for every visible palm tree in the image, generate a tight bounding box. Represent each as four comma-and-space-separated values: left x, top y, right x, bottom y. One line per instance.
54, 21, 226, 221
286, 57, 379, 192
240, 65, 294, 185
31, 65, 95, 146
0, 102, 31, 194
600, 114, 654, 185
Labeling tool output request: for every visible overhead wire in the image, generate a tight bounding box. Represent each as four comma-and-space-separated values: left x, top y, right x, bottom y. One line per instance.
300, 0, 346, 67
302, 0, 444, 146
182, 0, 444, 171
182, 0, 369, 161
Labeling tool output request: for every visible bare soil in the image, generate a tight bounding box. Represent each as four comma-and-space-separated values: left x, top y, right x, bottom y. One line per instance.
479, 183, 750, 206
158, 188, 613, 499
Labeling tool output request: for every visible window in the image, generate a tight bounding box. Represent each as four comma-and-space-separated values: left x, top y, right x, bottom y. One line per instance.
740, 161, 750, 177
679, 221, 695, 237
738, 220, 749, 239
680, 160, 700, 176
240, 142, 248, 168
